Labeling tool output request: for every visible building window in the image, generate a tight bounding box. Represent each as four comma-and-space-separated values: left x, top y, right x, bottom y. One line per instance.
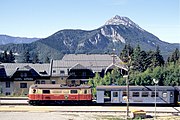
70, 72, 75, 76
5, 92, 11, 96
60, 70, 65, 74
35, 80, 40, 84
61, 77, 64, 80
132, 92, 139, 97
53, 70, 56, 73
20, 83, 27, 88
82, 72, 86, 77
113, 91, 118, 97
41, 80, 45, 84
20, 73, 27, 77
20, 73, 23, 77
142, 92, 149, 97
6, 81, 10, 88
71, 80, 75, 85
52, 80, 56, 84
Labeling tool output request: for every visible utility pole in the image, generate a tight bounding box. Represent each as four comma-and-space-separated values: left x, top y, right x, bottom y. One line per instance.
153, 78, 159, 120
121, 44, 132, 120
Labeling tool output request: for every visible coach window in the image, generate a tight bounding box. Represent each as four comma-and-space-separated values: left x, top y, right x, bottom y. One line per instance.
6, 81, 10, 88
43, 90, 50, 94
151, 92, 158, 97
162, 92, 167, 98
132, 92, 139, 97
113, 92, 118, 97
122, 91, 127, 97
142, 92, 149, 97
20, 83, 27, 88
170, 92, 173, 97
71, 90, 77, 94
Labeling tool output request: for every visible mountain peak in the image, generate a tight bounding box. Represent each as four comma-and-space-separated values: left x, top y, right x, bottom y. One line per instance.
105, 15, 144, 31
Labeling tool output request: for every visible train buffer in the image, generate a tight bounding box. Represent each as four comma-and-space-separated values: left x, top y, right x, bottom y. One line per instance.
131, 110, 146, 119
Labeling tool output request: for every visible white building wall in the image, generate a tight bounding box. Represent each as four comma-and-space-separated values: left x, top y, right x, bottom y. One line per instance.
0, 81, 14, 95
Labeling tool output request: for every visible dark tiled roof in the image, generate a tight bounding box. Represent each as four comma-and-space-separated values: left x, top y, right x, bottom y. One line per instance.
1, 63, 50, 76
53, 54, 127, 73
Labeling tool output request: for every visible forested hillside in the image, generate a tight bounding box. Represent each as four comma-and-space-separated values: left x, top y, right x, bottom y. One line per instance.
88, 45, 180, 96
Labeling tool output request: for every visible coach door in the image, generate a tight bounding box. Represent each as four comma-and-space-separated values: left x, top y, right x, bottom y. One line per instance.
111, 91, 120, 103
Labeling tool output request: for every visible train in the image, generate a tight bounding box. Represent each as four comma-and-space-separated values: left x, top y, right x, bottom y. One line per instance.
28, 84, 180, 106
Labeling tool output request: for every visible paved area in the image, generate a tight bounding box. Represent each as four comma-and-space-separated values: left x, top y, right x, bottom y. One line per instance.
0, 112, 180, 120
0, 100, 28, 105
0, 105, 180, 113
0, 105, 180, 116
0, 105, 180, 120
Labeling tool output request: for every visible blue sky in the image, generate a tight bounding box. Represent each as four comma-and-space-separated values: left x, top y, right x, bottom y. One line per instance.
0, 0, 179, 43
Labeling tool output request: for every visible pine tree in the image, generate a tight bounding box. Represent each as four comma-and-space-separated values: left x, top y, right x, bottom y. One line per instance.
32, 53, 39, 63
45, 56, 50, 63
151, 46, 164, 67
120, 44, 133, 63
8, 50, 15, 63
131, 45, 145, 72
167, 48, 180, 64
2, 50, 8, 63
23, 51, 31, 63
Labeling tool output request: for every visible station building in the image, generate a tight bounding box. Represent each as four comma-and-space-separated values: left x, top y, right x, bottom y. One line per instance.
0, 54, 127, 96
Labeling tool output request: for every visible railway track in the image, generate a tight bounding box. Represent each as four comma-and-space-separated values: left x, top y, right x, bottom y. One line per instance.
0, 97, 180, 116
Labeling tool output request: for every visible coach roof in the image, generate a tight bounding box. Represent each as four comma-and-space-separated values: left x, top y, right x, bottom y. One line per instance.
96, 85, 175, 91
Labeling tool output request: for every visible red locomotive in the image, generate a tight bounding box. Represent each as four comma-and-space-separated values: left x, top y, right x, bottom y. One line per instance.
28, 84, 92, 105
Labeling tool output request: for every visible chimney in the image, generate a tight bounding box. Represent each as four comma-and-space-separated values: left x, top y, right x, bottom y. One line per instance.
49, 59, 53, 76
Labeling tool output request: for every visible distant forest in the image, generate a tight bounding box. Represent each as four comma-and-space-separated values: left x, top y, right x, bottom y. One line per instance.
0, 50, 50, 63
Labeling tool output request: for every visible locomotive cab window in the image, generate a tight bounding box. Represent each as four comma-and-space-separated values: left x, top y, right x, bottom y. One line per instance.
71, 90, 77, 94
132, 92, 139, 97
84, 89, 87, 94
43, 90, 50, 94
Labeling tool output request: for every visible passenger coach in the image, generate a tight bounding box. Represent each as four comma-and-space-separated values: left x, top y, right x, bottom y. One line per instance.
28, 84, 92, 105
96, 86, 176, 105
175, 86, 180, 106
